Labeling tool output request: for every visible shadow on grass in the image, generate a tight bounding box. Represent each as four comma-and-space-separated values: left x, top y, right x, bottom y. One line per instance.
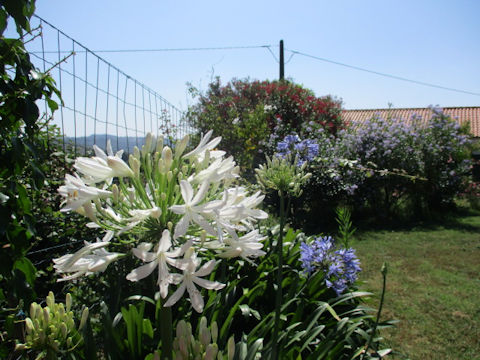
298, 201, 480, 236
353, 205, 480, 234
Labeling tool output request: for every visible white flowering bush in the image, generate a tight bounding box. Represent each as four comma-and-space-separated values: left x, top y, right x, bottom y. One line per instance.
55, 131, 268, 313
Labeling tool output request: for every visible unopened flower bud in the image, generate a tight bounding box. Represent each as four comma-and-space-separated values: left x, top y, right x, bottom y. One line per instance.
158, 159, 165, 173
175, 135, 190, 159
46, 291, 55, 308
156, 135, 164, 153
227, 336, 235, 360
167, 171, 173, 182
161, 192, 167, 201
60, 323, 68, 339
133, 146, 140, 160
66, 293, 72, 313
112, 184, 119, 203
129, 155, 140, 177
205, 344, 218, 360
79, 307, 89, 330
199, 323, 210, 347
25, 318, 34, 334
167, 221, 173, 232
129, 188, 135, 203
143, 133, 153, 157
43, 308, 50, 324
211, 321, 218, 343
30, 302, 37, 319
162, 146, 173, 171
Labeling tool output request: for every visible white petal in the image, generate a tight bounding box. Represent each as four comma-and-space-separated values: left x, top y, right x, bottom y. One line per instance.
93, 144, 107, 160
126, 261, 158, 282
186, 280, 204, 313
191, 212, 216, 236
132, 247, 156, 262
191, 180, 210, 205
179, 180, 193, 203
169, 204, 186, 215
164, 282, 186, 307
193, 277, 225, 291
158, 229, 172, 252
174, 215, 190, 240
194, 259, 217, 277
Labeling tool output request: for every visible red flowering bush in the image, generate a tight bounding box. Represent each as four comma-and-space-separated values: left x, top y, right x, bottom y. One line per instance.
186, 77, 343, 170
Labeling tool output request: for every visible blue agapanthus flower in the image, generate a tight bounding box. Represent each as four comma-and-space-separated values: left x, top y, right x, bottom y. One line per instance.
276, 134, 319, 166
300, 236, 361, 295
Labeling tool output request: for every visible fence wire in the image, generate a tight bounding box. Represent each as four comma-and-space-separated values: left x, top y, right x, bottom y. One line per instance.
27, 15, 194, 157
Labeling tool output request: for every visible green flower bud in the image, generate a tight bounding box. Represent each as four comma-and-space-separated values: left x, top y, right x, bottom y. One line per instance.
43, 308, 50, 325
205, 344, 218, 360
156, 135, 164, 153
112, 184, 119, 203
211, 321, 218, 343
25, 318, 34, 334
199, 317, 210, 347
133, 146, 141, 160
162, 146, 173, 171
175, 135, 190, 159
46, 291, 55, 309
227, 336, 235, 360
143, 132, 153, 157
79, 307, 89, 330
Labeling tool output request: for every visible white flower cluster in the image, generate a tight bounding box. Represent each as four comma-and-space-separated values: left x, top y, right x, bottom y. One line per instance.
55, 131, 268, 312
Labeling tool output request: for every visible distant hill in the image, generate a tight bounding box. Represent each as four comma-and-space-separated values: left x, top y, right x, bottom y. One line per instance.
64, 134, 173, 155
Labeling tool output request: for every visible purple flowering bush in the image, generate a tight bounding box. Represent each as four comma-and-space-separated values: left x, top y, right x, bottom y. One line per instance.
277, 108, 472, 223
415, 108, 471, 210
300, 236, 361, 295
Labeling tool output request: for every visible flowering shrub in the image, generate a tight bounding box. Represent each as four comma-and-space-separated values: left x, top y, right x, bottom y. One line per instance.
300, 236, 361, 295
416, 108, 471, 209
186, 78, 343, 170
297, 109, 472, 220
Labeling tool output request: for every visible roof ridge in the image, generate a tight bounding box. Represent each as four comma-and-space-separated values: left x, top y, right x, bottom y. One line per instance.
343, 106, 480, 111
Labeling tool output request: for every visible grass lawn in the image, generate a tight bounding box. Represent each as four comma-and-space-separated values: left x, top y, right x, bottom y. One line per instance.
353, 208, 480, 360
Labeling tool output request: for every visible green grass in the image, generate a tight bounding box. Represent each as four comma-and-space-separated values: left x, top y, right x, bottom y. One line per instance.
353, 210, 480, 360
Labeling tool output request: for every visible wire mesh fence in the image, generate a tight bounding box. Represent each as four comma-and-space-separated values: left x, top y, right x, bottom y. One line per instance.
27, 15, 194, 157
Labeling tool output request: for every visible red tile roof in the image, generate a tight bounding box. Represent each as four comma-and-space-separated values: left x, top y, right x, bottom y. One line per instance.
342, 107, 480, 137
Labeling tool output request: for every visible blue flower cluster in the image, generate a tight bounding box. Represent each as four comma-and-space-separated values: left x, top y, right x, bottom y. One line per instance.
276, 134, 319, 166
300, 236, 361, 296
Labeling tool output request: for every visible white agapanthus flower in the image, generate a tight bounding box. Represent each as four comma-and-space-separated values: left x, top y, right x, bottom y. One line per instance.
169, 180, 220, 239
164, 248, 225, 313
58, 173, 112, 212
55, 131, 268, 313
217, 229, 267, 261
126, 230, 190, 298
53, 231, 121, 281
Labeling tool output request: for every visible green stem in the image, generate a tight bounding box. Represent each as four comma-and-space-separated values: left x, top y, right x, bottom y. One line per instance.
159, 302, 173, 360
272, 190, 286, 359
361, 262, 388, 360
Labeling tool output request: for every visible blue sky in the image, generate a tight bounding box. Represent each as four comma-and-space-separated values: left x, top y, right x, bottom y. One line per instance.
34, 0, 480, 111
